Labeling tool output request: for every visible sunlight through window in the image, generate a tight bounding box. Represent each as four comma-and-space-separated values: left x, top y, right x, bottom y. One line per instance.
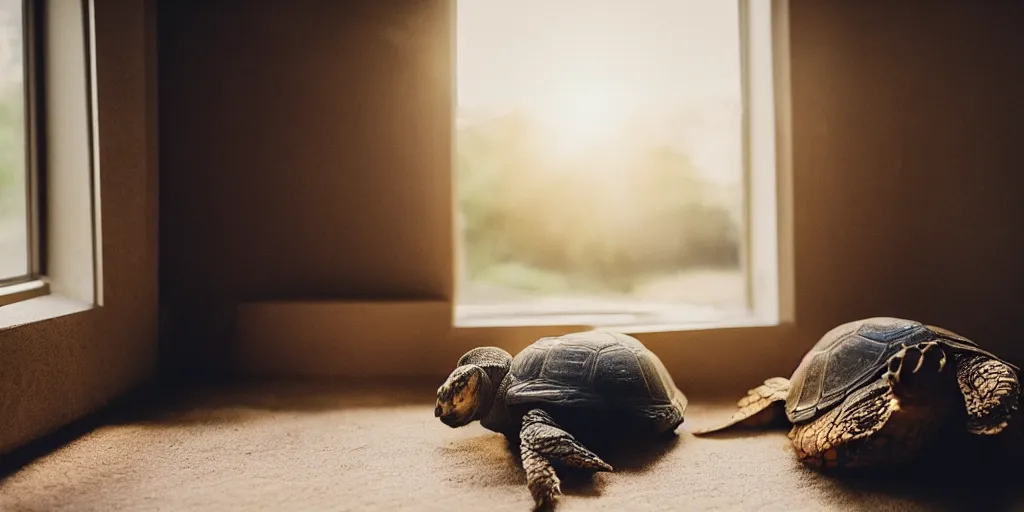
454, 0, 777, 328
0, 0, 28, 285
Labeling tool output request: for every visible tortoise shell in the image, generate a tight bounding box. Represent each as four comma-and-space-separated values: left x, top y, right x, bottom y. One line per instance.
503, 331, 686, 413
785, 317, 1012, 424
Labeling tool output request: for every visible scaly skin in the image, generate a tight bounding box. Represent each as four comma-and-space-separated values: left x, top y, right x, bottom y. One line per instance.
519, 409, 612, 508
790, 380, 929, 470
956, 353, 1021, 435
521, 445, 559, 508
691, 377, 790, 434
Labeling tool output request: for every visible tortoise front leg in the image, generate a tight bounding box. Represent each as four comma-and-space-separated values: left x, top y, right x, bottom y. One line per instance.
955, 354, 1021, 435
520, 443, 560, 509
519, 409, 613, 508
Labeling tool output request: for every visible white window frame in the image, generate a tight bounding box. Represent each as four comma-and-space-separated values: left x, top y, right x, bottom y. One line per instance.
0, 0, 100, 317
450, 0, 794, 333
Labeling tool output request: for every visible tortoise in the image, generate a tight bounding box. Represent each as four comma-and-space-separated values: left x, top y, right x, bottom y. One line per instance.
434, 330, 687, 508
692, 317, 1021, 470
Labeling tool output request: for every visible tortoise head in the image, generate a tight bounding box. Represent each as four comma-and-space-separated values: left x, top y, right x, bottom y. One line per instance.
435, 347, 512, 428
435, 365, 490, 427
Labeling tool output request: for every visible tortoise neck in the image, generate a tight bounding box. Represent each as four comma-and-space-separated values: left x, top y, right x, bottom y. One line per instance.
479, 370, 513, 433
458, 348, 513, 428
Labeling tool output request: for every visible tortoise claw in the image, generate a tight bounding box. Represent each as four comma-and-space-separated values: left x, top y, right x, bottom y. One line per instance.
913, 342, 946, 374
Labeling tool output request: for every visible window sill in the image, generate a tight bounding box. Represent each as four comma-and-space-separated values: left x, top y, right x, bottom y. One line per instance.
454, 302, 774, 333
0, 284, 92, 332
0, 279, 50, 308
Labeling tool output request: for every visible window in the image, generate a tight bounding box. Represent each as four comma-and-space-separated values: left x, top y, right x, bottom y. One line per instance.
453, 0, 781, 329
0, 0, 30, 289
1, 0, 99, 312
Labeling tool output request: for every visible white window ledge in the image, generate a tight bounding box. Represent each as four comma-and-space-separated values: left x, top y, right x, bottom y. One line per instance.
454, 302, 772, 333
0, 284, 91, 331
0, 280, 50, 308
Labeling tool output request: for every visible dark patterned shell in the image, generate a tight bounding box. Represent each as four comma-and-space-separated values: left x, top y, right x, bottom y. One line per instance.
504, 331, 685, 412
785, 317, 1009, 424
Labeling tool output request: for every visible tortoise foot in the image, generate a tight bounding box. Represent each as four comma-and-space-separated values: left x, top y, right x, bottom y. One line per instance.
885, 342, 948, 401
522, 444, 561, 509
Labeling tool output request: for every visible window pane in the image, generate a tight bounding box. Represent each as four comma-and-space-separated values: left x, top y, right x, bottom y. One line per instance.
0, 0, 27, 283
455, 0, 749, 325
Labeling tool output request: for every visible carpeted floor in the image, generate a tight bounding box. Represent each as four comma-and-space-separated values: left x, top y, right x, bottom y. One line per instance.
0, 380, 1021, 512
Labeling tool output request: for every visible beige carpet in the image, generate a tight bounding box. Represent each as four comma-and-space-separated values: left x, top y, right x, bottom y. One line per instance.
0, 380, 1021, 512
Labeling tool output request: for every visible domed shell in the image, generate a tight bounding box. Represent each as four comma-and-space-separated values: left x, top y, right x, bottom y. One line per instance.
504, 331, 686, 412
784, 317, 1001, 424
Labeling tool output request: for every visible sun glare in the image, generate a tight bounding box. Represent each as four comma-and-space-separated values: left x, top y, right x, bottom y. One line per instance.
533, 81, 630, 158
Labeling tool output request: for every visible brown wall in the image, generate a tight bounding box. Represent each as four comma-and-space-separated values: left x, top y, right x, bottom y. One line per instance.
158, 1, 1024, 382
788, 1, 1024, 348
158, 0, 453, 379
